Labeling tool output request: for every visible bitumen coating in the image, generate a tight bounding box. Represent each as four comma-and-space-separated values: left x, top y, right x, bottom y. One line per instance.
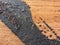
0, 0, 60, 45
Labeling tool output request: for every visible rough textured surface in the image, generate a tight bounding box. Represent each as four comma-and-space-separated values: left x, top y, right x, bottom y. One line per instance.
0, 20, 25, 45
0, 0, 60, 45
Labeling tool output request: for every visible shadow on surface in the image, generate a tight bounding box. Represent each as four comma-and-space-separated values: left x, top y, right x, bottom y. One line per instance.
0, 0, 60, 45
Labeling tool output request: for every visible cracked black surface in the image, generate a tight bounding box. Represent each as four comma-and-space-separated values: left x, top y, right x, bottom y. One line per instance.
0, 0, 60, 45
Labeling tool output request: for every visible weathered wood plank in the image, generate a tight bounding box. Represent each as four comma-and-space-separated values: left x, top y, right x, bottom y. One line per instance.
24, 0, 60, 41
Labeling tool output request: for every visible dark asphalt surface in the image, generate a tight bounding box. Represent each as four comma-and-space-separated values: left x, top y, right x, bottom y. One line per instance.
0, 0, 60, 45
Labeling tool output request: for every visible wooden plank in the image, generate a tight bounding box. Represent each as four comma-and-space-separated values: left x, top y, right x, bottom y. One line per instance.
24, 0, 60, 41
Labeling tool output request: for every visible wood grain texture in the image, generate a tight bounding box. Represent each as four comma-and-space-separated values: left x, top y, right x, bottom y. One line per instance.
0, 20, 25, 45
24, 0, 60, 41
